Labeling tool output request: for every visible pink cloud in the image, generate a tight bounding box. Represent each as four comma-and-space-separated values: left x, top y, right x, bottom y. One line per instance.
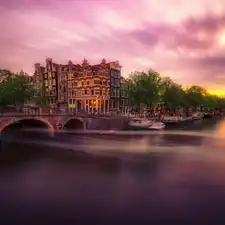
1, 0, 225, 90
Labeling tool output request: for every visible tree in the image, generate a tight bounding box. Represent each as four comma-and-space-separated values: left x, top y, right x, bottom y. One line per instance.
34, 83, 47, 109
0, 69, 35, 111
217, 97, 225, 109
161, 77, 185, 110
203, 94, 219, 109
127, 69, 162, 108
185, 85, 207, 108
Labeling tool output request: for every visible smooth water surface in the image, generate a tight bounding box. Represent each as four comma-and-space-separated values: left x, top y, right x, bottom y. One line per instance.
1, 118, 225, 225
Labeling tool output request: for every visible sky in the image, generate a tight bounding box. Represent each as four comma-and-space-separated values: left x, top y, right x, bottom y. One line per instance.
1, 0, 225, 95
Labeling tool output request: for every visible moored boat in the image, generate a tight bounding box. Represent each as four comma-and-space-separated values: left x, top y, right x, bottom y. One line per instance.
128, 118, 166, 130
203, 112, 213, 119
128, 118, 153, 130
161, 116, 180, 124
192, 112, 204, 120
148, 122, 166, 130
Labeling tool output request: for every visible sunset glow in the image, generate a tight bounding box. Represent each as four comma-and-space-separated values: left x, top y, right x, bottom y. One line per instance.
208, 89, 225, 97
0, 0, 225, 93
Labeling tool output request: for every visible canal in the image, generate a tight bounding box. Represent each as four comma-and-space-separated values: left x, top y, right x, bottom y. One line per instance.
1, 118, 225, 224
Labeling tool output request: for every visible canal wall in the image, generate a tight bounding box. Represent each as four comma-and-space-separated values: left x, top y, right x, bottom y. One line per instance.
87, 117, 129, 130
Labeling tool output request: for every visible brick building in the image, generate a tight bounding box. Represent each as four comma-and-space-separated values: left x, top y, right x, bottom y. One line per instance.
34, 58, 122, 113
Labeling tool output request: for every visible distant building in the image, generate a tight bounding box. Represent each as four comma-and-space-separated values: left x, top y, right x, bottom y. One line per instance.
57, 64, 68, 112
108, 60, 122, 112
34, 63, 45, 89
120, 76, 129, 114
34, 58, 59, 111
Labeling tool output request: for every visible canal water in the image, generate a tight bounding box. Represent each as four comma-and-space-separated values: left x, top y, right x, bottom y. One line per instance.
1, 118, 225, 225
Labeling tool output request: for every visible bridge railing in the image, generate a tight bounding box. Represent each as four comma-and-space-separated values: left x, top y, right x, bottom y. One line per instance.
0, 112, 120, 118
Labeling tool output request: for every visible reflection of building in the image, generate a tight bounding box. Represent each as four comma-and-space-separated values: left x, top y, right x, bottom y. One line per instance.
120, 76, 129, 114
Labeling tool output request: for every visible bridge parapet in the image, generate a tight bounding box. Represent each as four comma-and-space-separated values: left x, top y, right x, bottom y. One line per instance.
0, 113, 129, 134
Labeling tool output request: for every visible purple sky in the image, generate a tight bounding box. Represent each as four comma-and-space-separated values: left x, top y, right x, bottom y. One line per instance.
1, 0, 225, 95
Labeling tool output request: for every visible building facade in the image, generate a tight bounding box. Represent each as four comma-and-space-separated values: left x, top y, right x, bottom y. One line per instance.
57, 64, 68, 112
120, 76, 129, 114
67, 59, 111, 114
43, 58, 58, 109
34, 58, 122, 114
108, 61, 122, 112
34, 63, 45, 89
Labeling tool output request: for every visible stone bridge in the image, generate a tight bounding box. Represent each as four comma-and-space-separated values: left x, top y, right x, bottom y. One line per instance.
0, 113, 129, 136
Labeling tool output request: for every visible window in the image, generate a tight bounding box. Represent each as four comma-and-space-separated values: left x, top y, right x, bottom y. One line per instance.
94, 79, 100, 84
69, 99, 72, 104
53, 87, 56, 95
110, 78, 114, 85
81, 81, 84, 86
52, 79, 56, 86
87, 81, 90, 86
85, 89, 88, 95
95, 90, 100, 95
117, 89, 120, 97
100, 89, 102, 95
100, 81, 102, 85
113, 89, 117, 97
93, 71, 97, 76
91, 89, 94, 95
52, 72, 55, 78
81, 90, 85, 95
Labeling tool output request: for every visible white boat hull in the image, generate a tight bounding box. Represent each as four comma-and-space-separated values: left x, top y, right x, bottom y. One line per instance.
148, 122, 166, 130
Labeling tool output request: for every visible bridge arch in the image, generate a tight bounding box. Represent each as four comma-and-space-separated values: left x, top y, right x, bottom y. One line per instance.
63, 117, 85, 130
0, 117, 54, 136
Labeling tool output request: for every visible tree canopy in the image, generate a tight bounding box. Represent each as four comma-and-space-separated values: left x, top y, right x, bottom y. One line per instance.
126, 69, 225, 110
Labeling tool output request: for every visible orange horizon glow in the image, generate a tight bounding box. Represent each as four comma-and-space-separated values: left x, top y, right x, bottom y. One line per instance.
207, 89, 225, 97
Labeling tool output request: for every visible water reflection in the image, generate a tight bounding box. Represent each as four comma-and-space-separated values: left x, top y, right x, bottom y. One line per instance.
1, 118, 225, 224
